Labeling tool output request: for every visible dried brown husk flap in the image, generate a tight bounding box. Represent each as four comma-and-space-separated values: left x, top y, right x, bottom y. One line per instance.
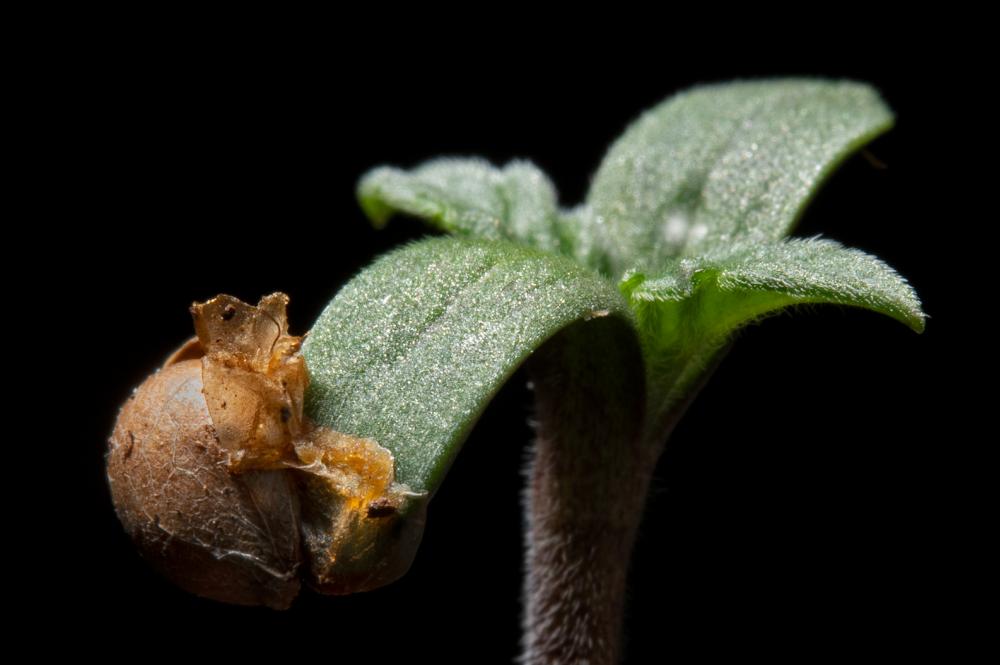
192, 293, 307, 471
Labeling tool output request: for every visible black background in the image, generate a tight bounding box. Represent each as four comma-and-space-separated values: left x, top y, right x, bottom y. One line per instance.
43, 35, 959, 663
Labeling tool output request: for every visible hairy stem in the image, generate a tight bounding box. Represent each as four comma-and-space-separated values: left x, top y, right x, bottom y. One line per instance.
521, 329, 729, 665
520, 318, 649, 665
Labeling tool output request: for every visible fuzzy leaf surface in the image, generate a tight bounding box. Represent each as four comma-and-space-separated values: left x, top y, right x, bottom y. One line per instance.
622, 237, 925, 414
587, 80, 895, 275
358, 159, 573, 255
302, 237, 637, 492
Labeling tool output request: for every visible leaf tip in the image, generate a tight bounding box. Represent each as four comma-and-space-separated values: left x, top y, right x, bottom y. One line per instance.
883, 285, 926, 334
356, 167, 396, 228
886, 270, 926, 335
904, 306, 927, 335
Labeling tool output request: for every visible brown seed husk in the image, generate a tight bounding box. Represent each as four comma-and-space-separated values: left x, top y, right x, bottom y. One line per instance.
108, 292, 427, 607
106, 356, 302, 609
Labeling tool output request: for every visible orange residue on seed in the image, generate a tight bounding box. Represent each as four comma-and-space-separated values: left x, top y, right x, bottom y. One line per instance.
294, 427, 398, 511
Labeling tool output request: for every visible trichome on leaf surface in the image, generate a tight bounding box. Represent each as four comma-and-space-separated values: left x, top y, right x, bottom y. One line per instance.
107, 79, 924, 664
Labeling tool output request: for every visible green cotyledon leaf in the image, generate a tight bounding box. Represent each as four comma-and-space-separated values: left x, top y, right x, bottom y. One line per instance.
302, 236, 641, 494
358, 158, 575, 257
358, 158, 613, 275
586, 79, 895, 276
621, 237, 925, 418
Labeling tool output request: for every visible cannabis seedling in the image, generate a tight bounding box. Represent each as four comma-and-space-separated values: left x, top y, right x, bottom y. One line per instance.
108, 80, 923, 664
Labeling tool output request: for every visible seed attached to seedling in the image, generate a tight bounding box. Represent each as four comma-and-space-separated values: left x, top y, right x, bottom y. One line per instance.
107, 293, 426, 608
